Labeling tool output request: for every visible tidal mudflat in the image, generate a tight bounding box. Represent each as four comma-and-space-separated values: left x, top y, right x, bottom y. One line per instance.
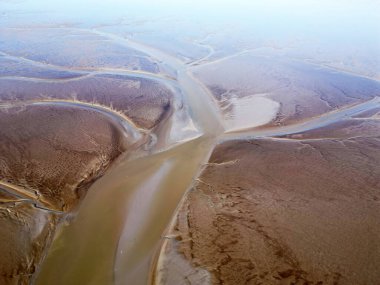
0, 1, 379, 285
155, 118, 380, 284
193, 53, 380, 132
0, 104, 129, 284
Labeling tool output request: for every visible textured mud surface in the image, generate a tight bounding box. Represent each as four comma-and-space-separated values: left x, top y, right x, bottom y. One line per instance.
0, 194, 58, 285
158, 119, 380, 285
0, 24, 195, 285
0, 2, 379, 285
0, 28, 159, 73
0, 104, 130, 284
194, 54, 380, 129
0, 104, 129, 211
0, 75, 173, 130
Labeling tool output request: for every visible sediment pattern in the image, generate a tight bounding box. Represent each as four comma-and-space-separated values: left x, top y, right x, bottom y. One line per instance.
159, 119, 380, 285
0, 104, 130, 284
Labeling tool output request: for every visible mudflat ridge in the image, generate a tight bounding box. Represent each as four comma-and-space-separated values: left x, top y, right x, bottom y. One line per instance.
0, 75, 173, 130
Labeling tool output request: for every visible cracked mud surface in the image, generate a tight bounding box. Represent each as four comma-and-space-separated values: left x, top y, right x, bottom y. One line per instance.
158, 120, 380, 285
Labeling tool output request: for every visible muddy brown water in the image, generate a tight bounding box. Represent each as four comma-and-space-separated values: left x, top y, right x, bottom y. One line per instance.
34, 29, 224, 285
35, 137, 216, 285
